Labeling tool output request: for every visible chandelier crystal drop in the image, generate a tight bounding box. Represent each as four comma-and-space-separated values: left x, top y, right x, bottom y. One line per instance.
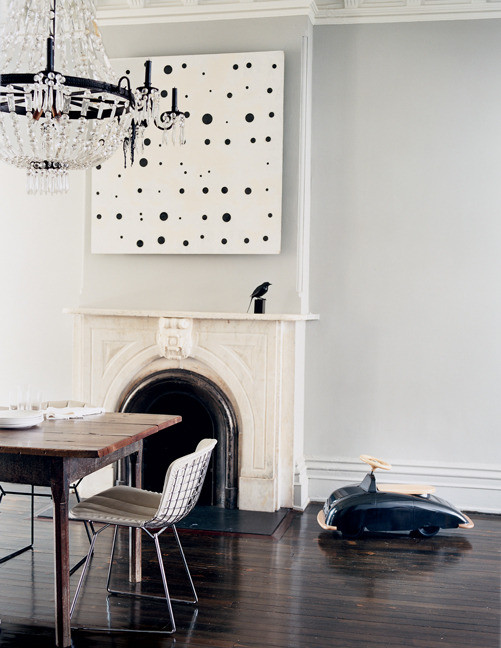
0, 0, 186, 195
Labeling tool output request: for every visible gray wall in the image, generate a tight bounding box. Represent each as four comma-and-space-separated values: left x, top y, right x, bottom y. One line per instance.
307, 21, 501, 484
81, 17, 311, 313
1, 13, 499, 509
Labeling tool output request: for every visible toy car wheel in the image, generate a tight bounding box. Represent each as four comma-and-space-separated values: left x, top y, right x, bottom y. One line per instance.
341, 525, 364, 539
411, 526, 440, 538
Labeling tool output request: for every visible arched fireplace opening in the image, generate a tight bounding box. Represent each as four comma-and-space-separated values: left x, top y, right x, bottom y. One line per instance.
119, 369, 238, 509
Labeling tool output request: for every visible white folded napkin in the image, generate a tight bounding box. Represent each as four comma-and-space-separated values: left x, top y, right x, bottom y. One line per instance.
45, 406, 105, 420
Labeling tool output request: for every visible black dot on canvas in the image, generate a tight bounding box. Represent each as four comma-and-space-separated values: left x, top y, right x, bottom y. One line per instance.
202, 187, 209, 194
246, 62, 252, 68
205, 139, 211, 145
164, 65, 172, 75
221, 187, 228, 194
126, 69, 130, 75
267, 88, 273, 93
137, 188, 142, 193
202, 214, 208, 220
202, 113, 213, 125
225, 139, 231, 145
266, 137, 271, 142
244, 238, 249, 243
182, 63, 187, 69
179, 188, 185, 194
116, 213, 122, 220
245, 113, 254, 123
272, 63, 277, 69
96, 165, 101, 170
184, 111, 190, 118
144, 138, 151, 146
269, 112, 275, 118
139, 158, 148, 167
222, 213, 231, 222
227, 92, 233, 98
160, 90, 168, 98
160, 212, 168, 221
183, 240, 189, 246
96, 214, 102, 219
250, 138, 256, 143
233, 64, 239, 70
158, 237, 165, 244
263, 236, 269, 241
137, 240, 143, 247
245, 187, 252, 195
268, 213, 273, 218
221, 238, 227, 245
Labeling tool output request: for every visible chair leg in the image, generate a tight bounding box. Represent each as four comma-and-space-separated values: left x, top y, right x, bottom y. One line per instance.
103, 525, 200, 634
0, 485, 34, 564
153, 532, 176, 633
70, 524, 110, 619
71, 481, 96, 544
106, 526, 198, 606
170, 524, 198, 604
103, 526, 176, 634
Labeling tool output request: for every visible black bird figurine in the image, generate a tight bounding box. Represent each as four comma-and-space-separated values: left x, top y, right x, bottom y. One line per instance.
247, 282, 272, 313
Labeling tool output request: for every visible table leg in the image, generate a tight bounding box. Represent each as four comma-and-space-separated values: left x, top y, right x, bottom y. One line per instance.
128, 442, 143, 583
51, 459, 71, 648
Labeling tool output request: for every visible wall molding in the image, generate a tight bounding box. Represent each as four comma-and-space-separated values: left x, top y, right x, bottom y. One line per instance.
304, 456, 501, 514
95, 0, 501, 26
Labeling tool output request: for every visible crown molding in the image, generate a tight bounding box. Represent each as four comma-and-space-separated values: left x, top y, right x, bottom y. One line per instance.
95, 0, 501, 26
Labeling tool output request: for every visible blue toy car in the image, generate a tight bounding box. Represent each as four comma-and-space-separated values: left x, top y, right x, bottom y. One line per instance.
317, 455, 474, 538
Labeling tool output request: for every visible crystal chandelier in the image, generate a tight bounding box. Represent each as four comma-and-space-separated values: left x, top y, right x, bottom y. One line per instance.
0, 0, 186, 195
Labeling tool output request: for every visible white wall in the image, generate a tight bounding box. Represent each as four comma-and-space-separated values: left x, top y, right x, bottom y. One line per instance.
1, 14, 499, 512
80, 17, 311, 314
306, 20, 501, 511
0, 164, 84, 404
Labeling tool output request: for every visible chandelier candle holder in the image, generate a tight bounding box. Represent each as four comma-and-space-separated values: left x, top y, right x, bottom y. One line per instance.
0, 0, 186, 195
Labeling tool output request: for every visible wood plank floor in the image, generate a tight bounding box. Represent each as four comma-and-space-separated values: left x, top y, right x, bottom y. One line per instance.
0, 494, 499, 647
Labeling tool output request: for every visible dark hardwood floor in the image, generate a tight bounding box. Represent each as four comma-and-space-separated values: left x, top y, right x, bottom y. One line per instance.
0, 493, 499, 647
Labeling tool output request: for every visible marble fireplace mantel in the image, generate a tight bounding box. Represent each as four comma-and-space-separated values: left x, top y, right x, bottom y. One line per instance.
66, 308, 318, 512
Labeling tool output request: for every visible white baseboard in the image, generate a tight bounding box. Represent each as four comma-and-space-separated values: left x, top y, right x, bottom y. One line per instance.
305, 457, 501, 514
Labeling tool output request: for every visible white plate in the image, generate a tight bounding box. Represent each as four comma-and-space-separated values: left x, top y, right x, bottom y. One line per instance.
0, 410, 44, 428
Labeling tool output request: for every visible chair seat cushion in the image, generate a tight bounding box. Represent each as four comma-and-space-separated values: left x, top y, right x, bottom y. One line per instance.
69, 485, 162, 528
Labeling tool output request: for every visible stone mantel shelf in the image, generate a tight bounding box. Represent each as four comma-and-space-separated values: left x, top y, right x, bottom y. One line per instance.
65, 308, 319, 322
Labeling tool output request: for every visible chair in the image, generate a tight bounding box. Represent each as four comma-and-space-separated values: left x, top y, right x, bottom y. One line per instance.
69, 437, 217, 634
0, 401, 96, 569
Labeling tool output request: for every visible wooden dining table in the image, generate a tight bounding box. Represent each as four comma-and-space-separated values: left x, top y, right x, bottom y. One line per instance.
0, 411, 181, 647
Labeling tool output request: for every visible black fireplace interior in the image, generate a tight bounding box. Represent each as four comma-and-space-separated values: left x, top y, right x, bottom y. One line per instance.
121, 370, 238, 508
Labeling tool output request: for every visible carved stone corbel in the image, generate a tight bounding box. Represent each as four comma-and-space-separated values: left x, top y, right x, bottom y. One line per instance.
156, 317, 194, 360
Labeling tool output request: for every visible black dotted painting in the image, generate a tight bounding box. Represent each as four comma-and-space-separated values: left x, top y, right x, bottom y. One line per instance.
91, 51, 284, 254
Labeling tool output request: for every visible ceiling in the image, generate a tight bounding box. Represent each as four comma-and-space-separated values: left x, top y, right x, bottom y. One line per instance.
95, 0, 501, 26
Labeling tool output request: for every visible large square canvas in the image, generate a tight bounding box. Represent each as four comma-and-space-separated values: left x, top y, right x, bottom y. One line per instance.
91, 51, 284, 254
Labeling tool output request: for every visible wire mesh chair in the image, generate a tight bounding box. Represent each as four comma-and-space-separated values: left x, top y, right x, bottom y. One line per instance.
69, 437, 217, 634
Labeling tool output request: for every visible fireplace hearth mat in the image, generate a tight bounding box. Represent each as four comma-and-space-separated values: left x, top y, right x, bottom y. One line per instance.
37, 502, 294, 536
178, 505, 292, 535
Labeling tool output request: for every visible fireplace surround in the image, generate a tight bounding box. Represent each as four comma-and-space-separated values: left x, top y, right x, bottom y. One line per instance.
67, 309, 318, 512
